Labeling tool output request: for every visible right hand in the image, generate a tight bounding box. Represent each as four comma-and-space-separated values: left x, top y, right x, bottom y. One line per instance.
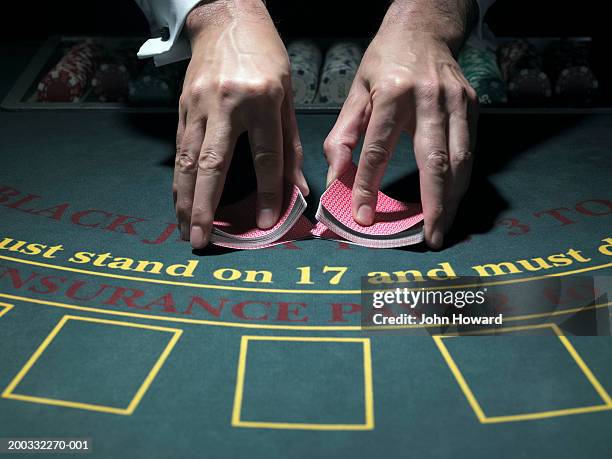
175, 0, 308, 249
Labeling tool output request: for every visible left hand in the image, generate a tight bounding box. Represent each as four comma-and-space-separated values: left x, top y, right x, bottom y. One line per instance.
323, 22, 478, 249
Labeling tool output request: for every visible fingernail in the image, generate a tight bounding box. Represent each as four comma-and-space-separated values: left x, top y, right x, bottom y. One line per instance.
190, 225, 205, 249
356, 205, 374, 226
258, 208, 276, 229
180, 222, 190, 241
431, 229, 444, 249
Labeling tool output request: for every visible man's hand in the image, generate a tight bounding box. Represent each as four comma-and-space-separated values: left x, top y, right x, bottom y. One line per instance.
323, 0, 478, 249
175, 0, 308, 249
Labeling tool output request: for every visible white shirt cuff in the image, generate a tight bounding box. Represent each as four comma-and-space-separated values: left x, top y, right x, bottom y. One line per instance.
134, 0, 201, 66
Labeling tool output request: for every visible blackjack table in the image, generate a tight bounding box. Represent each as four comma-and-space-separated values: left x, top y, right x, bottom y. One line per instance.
1, 45, 612, 458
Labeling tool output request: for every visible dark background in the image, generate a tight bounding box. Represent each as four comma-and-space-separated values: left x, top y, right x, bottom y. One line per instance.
2, 0, 604, 98
3, 1, 599, 39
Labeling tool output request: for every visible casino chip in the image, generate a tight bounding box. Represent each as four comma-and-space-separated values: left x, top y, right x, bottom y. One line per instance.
458, 45, 507, 104
91, 63, 130, 102
128, 61, 180, 106
317, 42, 363, 105
37, 41, 100, 102
543, 40, 598, 103
497, 39, 552, 102
90, 47, 138, 102
287, 40, 322, 105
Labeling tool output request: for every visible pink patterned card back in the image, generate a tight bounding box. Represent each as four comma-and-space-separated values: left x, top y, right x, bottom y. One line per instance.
319, 163, 423, 235
213, 184, 302, 239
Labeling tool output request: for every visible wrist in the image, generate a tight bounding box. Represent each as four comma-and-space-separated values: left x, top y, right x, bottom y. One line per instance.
382, 0, 476, 54
186, 0, 268, 39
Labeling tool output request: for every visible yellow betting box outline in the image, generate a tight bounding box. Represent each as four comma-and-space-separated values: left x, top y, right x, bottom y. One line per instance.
232, 336, 374, 430
2, 315, 183, 415
0, 301, 14, 318
433, 323, 612, 424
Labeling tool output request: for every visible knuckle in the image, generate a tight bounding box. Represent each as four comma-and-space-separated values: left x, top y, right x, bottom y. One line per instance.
377, 76, 411, 95
216, 78, 239, 98
221, 78, 285, 102
465, 84, 478, 102
363, 142, 392, 168
249, 79, 284, 102
451, 149, 473, 166
253, 150, 281, 170
265, 81, 285, 101
178, 152, 198, 173
425, 150, 449, 175
198, 148, 228, 175
186, 80, 208, 103
323, 137, 337, 156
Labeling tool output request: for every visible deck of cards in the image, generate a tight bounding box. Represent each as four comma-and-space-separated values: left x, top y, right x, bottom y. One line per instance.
211, 163, 424, 249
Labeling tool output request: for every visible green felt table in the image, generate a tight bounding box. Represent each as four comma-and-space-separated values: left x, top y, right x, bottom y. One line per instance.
1, 47, 612, 457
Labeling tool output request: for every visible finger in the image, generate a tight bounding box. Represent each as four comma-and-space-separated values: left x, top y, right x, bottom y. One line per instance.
352, 99, 403, 226
323, 82, 371, 186
190, 116, 238, 249
249, 109, 284, 229
444, 84, 475, 232
449, 66, 479, 149
176, 116, 205, 241
281, 90, 309, 196
414, 97, 449, 250
173, 105, 187, 206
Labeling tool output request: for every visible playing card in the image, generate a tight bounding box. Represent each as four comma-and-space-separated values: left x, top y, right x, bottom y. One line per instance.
315, 163, 424, 248
211, 183, 307, 249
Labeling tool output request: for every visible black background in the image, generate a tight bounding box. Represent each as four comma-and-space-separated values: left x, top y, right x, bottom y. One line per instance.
4, 1, 599, 39
3, 1, 604, 96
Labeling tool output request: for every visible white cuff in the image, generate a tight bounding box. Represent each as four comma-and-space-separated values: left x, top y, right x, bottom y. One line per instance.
134, 0, 202, 66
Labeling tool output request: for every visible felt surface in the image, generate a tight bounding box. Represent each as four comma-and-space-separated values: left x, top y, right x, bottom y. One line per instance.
0, 104, 611, 458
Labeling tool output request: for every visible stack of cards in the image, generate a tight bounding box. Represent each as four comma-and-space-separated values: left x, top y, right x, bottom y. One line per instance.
315, 164, 424, 248
210, 163, 424, 250
211, 184, 308, 249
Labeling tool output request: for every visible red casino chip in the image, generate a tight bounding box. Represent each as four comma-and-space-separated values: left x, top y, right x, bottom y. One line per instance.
91, 63, 130, 102
36, 41, 100, 102
555, 66, 599, 100
37, 68, 85, 102
508, 69, 552, 100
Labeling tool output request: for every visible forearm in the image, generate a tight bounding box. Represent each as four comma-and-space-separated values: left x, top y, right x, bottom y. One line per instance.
382, 0, 478, 53
185, 0, 269, 39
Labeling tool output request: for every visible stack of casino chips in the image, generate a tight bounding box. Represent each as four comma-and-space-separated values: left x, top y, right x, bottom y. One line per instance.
36, 41, 100, 102
90, 49, 135, 102
458, 45, 507, 104
497, 39, 552, 101
287, 40, 322, 105
128, 61, 179, 106
543, 40, 598, 102
318, 42, 364, 104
